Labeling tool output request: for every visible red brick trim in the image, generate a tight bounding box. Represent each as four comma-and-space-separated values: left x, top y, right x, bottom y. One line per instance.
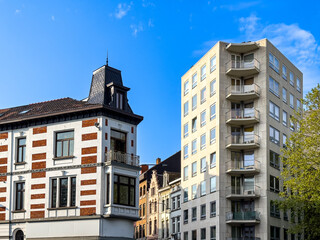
131, 127, 134, 133
81, 167, 97, 174
31, 194, 45, 199
32, 153, 46, 161
105, 119, 108, 126
31, 172, 46, 178
0, 176, 6, 182
31, 184, 46, 190
81, 156, 97, 164
33, 127, 47, 135
82, 119, 98, 128
0, 207, 5, 212
80, 207, 96, 216
81, 147, 97, 155
105, 133, 108, 140
0, 166, 7, 174
0, 158, 7, 165
80, 200, 96, 206
81, 179, 97, 186
0, 197, 6, 202
82, 133, 97, 141
0, 145, 8, 152
0, 187, 6, 193
32, 161, 46, 170
0, 213, 5, 220
0, 133, 8, 139
80, 190, 96, 196
30, 211, 45, 219
31, 204, 45, 209
32, 140, 47, 148
131, 140, 134, 147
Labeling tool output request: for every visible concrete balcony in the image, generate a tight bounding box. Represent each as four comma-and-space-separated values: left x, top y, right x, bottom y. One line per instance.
226, 59, 260, 77
226, 211, 261, 224
226, 160, 261, 175
226, 42, 259, 54
225, 134, 260, 150
105, 151, 140, 167
226, 84, 260, 101
226, 108, 260, 125
226, 186, 261, 200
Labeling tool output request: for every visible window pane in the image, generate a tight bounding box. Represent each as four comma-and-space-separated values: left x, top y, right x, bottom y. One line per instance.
52, 179, 57, 208
63, 140, 69, 157
119, 185, 129, 205
56, 141, 62, 157
70, 177, 76, 207
59, 178, 68, 207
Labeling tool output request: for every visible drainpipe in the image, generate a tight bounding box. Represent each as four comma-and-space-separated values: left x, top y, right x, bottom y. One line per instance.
8, 130, 14, 239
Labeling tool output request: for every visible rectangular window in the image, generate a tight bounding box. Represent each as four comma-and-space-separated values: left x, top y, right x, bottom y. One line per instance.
184, 166, 189, 181
51, 176, 76, 208
15, 182, 25, 210
270, 150, 280, 169
201, 205, 206, 219
111, 129, 126, 152
200, 181, 206, 196
192, 94, 197, 110
290, 93, 294, 109
184, 144, 189, 159
210, 226, 216, 240
210, 103, 216, 120
192, 207, 197, 221
200, 87, 206, 104
201, 157, 206, 172
192, 184, 197, 199
269, 101, 280, 121
281, 89, 287, 105
290, 117, 295, 131
210, 56, 216, 72
172, 197, 176, 210
201, 65, 206, 80
282, 64, 287, 80
201, 228, 206, 240
192, 139, 197, 155
283, 134, 287, 148
284, 229, 288, 240
270, 200, 280, 218
184, 101, 189, 116
270, 175, 280, 193
269, 53, 279, 73
55, 131, 74, 158
290, 71, 294, 86
200, 111, 206, 127
269, 126, 280, 145
184, 188, 188, 202
192, 230, 197, 240
184, 123, 189, 138
184, 231, 189, 240
210, 152, 216, 168
184, 80, 190, 95
297, 78, 301, 92
192, 117, 197, 133
210, 176, 216, 193
283, 110, 287, 126
297, 99, 301, 110
210, 201, 216, 218
200, 134, 206, 150
17, 138, 26, 163
192, 162, 197, 177
177, 196, 181, 208
270, 226, 280, 240
192, 73, 197, 88
210, 79, 216, 97
210, 128, 216, 144
113, 175, 135, 206
269, 76, 280, 97
116, 92, 124, 110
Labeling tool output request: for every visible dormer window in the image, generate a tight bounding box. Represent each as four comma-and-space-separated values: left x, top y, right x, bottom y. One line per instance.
116, 92, 124, 110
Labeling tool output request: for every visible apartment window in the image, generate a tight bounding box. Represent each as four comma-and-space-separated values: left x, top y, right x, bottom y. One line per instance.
200, 157, 206, 172
184, 101, 189, 116
200, 134, 206, 150
210, 56, 216, 72
269, 53, 279, 73
201, 64, 206, 80
200, 181, 206, 196
297, 78, 301, 92
270, 175, 280, 193
290, 93, 294, 109
270, 150, 280, 169
210, 128, 216, 144
283, 110, 288, 126
184, 231, 189, 240
177, 196, 181, 208
201, 228, 206, 240
200, 204, 206, 220
210, 80, 216, 97
284, 229, 288, 240
210, 201, 216, 217
149, 201, 152, 213
192, 94, 197, 110
184, 123, 189, 138
172, 218, 176, 234
192, 139, 197, 154
280, 91, 287, 107
113, 175, 135, 206
184, 166, 189, 181
269, 126, 280, 145
269, 101, 280, 121
192, 230, 197, 240
172, 197, 176, 210
192, 73, 197, 88
200, 87, 206, 104
16, 138, 26, 163
210, 226, 216, 240
200, 111, 206, 127
297, 99, 301, 110
192, 184, 197, 199
184, 144, 189, 159
177, 217, 181, 232
290, 72, 294, 86
210, 152, 216, 168
192, 162, 197, 177
284, 208, 289, 221
143, 203, 145, 216
192, 117, 197, 132
270, 200, 280, 218
210, 176, 216, 193
192, 207, 197, 221
55, 131, 74, 158
184, 80, 190, 95
210, 103, 216, 120
270, 226, 280, 240
184, 188, 188, 202
51, 176, 76, 208
154, 201, 157, 212
283, 134, 287, 148
269, 76, 280, 97
282, 64, 287, 80
290, 117, 295, 131
15, 182, 25, 210
149, 220, 152, 235
154, 219, 157, 235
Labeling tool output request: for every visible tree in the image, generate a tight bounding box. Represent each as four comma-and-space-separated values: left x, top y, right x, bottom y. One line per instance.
279, 84, 320, 239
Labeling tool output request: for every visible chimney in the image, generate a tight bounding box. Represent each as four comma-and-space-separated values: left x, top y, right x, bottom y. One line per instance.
140, 164, 149, 174
156, 158, 161, 165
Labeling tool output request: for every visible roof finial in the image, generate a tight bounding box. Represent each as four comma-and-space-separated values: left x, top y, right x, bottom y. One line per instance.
106, 50, 109, 66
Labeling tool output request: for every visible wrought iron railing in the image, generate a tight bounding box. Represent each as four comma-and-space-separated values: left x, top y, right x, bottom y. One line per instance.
105, 150, 140, 167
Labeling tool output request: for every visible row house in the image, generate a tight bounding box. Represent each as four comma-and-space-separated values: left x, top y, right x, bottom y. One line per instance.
0, 63, 143, 239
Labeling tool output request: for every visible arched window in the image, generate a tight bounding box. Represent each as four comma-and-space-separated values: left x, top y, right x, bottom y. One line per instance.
15, 230, 24, 240
143, 185, 146, 195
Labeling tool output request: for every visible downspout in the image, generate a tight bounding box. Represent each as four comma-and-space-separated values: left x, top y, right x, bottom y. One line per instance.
8, 130, 14, 239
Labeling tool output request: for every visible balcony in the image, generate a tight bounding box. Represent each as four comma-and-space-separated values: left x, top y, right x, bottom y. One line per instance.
226, 59, 260, 77
226, 160, 260, 175
226, 211, 261, 224
226, 186, 261, 200
226, 108, 260, 125
226, 42, 259, 54
226, 84, 260, 101
225, 134, 260, 150
105, 151, 140, 167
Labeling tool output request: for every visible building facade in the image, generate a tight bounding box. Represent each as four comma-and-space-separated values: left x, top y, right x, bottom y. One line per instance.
0, 64, 143, 239
169, 178, 181, 240
181, 39, 303, 240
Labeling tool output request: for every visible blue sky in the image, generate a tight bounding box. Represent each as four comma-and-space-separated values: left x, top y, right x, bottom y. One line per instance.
0, 0, 319, 164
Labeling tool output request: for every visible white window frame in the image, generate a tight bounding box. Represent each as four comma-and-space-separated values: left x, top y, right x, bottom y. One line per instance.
210, 103, 216, 120
269, 52, 279, 73
200, 134, 206, 150
200, 181, 206, 196
290, 72, 294, 86
269, 77, 279, 97
282, 64, 287, 80
210, 128, 216, 144
192, 139, 197, 155
200, 87, 206, 104
200, 110, 206, 127
201, 64, 206, 81
192, 184, 197, 199
297, 78, 301, 92
201, 157, 206, 172
184, 101, 189, 117
184, 166, 189, 181
290, 93, 294, 109
192, 94, 197, 111
192, 117, 197, 133
183, 123, 189, 138
269, 126, 280, 145
192, 73, 197, 88
184, 144, 189, 159
184, 80, 189, 95
192, 161, 197, 177
210, 55, 216, 72
269, 101, 280, 121
282, 87, 287, 103
210, 176, 216, 193
283, 110, 287, 126
210, 79, 216, 96
210, 152, 216, 168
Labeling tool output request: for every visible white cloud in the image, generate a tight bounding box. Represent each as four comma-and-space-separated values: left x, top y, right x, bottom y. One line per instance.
114, 2, 132, 19
15, 9, 21, 14
130, 22, 143, 37
142, 0, 155, 8
148, 19, 154, 28
51, 15, 55, 21
221, 1, 260, 11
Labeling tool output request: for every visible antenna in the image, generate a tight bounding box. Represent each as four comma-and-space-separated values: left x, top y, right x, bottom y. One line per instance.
106, 50, 109, 66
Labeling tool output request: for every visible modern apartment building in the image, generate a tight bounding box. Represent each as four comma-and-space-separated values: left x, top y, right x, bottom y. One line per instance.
181, 39, 303, 240
0, 63, 143, 239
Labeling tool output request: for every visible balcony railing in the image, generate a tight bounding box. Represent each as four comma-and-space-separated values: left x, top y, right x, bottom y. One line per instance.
226, 134, 260, 149
226, 185, 261, 198
105, 151, 140, 167
226, 84, 261, 98
226, 59, 260, 77
226, 160, 261, 173
226, 211, 261, 221
226, 108, 260, 124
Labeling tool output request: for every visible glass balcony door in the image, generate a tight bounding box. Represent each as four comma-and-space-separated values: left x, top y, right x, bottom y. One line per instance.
231, 176, 255, 194
243, 53, 254, 68
111, 130, 127, 153
231, 54, 241, 68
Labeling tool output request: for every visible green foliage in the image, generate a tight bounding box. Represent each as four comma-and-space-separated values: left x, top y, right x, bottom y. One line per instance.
279, 84, 320, 240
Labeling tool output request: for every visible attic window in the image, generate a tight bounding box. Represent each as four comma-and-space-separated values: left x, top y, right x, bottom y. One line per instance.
19, 110, 30, 114
116, 92, 124, 110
